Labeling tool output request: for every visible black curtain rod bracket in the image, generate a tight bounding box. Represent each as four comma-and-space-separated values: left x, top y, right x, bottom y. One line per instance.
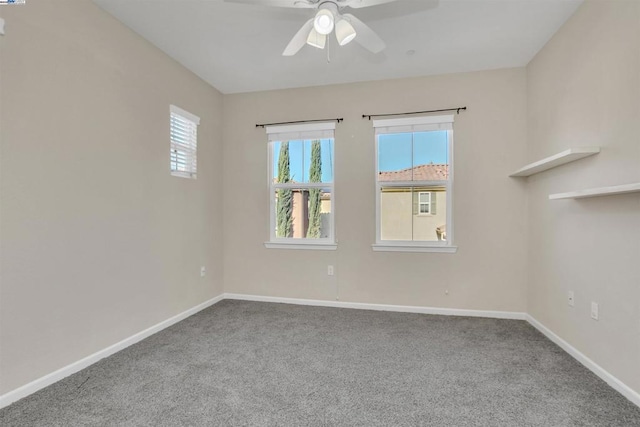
256, 118, 343, 128
362, 107, 467, 120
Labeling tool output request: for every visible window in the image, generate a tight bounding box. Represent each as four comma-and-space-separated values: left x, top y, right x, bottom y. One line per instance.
170, 105, 199, 179
418, 191, 432, 214
265, 122, 336, 250
373, 115, 455, 253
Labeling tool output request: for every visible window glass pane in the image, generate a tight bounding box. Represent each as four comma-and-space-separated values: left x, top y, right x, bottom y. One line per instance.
378, 133, 412, 181
379, 187, 413, 240
413, 130, 448, 165
411, 131, 449, 182
289, 140, 304, 183
273, 188, 332, 239
319, 139, 334, 183
301, 139, 334, 183
273, 139, 334, 184
380, 187, 447, 242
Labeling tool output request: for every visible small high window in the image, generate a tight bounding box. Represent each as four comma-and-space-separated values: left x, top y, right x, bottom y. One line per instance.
170, 105, 199, 179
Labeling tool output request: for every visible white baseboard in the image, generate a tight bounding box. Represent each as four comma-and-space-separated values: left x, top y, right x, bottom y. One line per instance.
223, 293, 527, 320
0, 294, 224, 410
526, 314, 640, 408
3, 293, 638, 411
227, 294, 638, 408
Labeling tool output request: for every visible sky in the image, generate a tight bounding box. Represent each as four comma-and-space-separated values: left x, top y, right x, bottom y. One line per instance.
272, 131, 448, 182
273, 139, 334, 183
378, 131, 448, 172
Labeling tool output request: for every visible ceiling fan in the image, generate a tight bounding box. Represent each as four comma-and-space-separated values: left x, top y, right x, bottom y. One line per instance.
224, 0, 398, 56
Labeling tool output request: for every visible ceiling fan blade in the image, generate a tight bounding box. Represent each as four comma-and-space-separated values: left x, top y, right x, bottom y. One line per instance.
342, 13, 385, 53
342, 0, 398, 9
223, 0, 315, 8
283, 19, 314, 56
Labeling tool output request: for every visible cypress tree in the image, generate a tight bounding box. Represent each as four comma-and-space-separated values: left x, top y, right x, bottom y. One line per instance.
307, 140, 322, 238
276, 142, 293, 237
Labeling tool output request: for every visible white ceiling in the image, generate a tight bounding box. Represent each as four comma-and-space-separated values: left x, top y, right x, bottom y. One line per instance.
92, 0, 582, 94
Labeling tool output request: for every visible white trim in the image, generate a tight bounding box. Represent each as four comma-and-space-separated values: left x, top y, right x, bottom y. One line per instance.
266, 121, 336, 135
224, 293, 525, 320
372, 244, 457, 253
170, 170, 196, 180
4, 295, 639, 411
0, 294, 224, 410
264, 242, 337, 250
526, 314, 640, 408
377, 180, 448, 188
222, 295, 638, 407
170, 104, 200, 125
373, 114, 454, 128
0, 17, 5, 36
272, 182, 329, 189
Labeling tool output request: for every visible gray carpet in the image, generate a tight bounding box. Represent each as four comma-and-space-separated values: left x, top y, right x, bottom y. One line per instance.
2, 300, 640, 426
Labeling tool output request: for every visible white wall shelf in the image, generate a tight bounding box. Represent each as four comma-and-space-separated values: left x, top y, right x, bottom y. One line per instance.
509, 147, 600, 177
549, 183, 640, 200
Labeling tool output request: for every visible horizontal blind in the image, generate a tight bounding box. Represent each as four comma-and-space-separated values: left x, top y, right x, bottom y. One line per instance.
170, 105, 200, 178
266, 122, 336, 142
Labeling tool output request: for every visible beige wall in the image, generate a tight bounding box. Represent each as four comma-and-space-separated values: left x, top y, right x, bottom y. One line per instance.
526, 0, 640, 395
0, 0, 224, 394
223, 68, 528, 310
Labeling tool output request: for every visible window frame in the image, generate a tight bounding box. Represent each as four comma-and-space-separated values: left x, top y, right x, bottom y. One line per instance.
264, 122, 337, 250
373, 115, 457, 253
170, 105, 200, 179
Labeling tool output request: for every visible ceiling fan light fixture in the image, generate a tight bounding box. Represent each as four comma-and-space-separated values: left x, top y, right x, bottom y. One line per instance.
335, 18, 357, 46
306, 28, 327, 49
313, 8, 335, 35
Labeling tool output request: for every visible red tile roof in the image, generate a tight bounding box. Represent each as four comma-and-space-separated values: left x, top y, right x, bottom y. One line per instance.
379, 163, 449, 181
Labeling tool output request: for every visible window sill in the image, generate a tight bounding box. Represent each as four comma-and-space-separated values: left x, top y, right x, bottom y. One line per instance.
264, 242, 338, 251
171, 171, 196, 179
372, 244, 457, 253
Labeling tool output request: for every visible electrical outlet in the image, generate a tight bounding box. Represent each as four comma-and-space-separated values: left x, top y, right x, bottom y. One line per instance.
591, 302, 599, 320
567, 291, 574, 307
200, 266, 206, 277
327, 265, 334, 276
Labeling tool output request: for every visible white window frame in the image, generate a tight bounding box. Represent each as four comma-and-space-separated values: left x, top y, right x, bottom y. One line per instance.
264, 122, 337, 250
418, 191, 432, 215
170, 105, 200, 179
372, 115, 457, 253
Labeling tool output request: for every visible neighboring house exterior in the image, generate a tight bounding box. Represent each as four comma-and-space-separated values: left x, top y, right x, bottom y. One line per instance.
379, 164, 448, 242
279, 163, 447, 241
